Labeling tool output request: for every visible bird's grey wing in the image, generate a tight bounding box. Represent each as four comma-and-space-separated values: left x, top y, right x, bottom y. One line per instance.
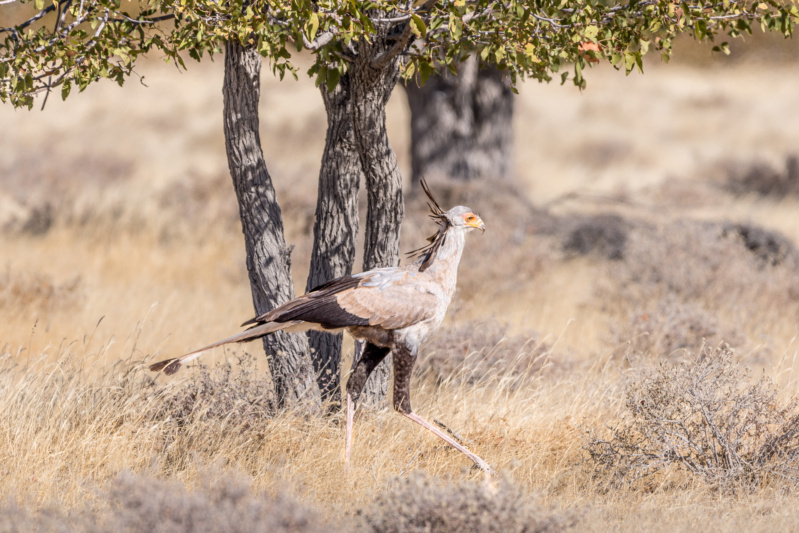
335, 269, 439, 330
240, 267, 438, 331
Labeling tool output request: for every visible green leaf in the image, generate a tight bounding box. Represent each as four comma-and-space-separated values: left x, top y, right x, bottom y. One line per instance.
584, 25, 598, 41
624, 51, 635, 74
695, 19, 707, 40
307, 12, 319, 41
410, 14, 426, 39
326, 67, 340, 92
34, 0, 44, 9
419, 60, 434, 85
61, 79, 71, 100
449, 13, 462, 40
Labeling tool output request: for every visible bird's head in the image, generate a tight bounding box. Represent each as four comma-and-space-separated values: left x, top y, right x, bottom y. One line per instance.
408, 178, 487, 271
418, 178, 486, 234
445, 206, 485, 233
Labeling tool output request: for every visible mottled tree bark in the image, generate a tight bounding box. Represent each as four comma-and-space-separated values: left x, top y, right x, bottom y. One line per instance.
346, 28, 406, 406
223, 40, 320, 409
306, 72, 361, 405
404, 57, 514, 184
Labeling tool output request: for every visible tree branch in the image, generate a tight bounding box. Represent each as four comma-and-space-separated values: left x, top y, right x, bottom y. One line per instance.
370, 0, 436, 70
302, 30, 335, 51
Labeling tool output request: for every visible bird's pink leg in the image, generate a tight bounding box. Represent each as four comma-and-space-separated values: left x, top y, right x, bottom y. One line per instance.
401, 411, 494, 476
345, 393, 355, 466
344, 342, 390, 467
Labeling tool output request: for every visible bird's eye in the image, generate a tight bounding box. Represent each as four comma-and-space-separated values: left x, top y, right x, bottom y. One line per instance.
466, 215, 475, 221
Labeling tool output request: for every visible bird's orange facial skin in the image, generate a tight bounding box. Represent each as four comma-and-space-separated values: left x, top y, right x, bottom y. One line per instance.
463, 213, 486, 232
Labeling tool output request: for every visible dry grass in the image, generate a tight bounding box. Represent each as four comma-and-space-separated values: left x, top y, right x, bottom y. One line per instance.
2, 37, 799, 531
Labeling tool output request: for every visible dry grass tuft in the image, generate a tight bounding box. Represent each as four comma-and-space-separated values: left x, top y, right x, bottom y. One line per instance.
362, 473, 575, 533
587, 345, 799, 492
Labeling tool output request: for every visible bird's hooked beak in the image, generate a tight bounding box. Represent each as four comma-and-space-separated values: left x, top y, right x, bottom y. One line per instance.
467, 215, 486, 234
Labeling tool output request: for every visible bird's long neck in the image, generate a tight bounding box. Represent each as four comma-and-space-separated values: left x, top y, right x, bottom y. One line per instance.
422, 227, 466, 296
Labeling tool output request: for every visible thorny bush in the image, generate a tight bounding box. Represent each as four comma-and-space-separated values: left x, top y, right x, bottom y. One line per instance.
586, 345, 799, 492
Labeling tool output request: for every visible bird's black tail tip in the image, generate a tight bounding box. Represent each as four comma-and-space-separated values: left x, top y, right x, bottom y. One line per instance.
163, 360, 183, 376
149, 358, 182, 374
149, 359, 173, 372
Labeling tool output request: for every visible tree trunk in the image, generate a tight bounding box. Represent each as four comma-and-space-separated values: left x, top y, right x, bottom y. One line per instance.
306, 72, 361, 405
223, 40, 320, 410
346, 32, 406, 406
404, 57, 514, 184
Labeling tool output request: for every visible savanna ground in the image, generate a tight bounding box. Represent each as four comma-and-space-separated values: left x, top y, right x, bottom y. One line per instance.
2, 33, 799, 531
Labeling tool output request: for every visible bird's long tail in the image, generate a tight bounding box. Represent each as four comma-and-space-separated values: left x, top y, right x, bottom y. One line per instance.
148, 320, 301, 376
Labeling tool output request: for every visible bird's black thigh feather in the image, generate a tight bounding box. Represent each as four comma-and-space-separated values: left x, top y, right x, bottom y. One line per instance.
392, 345, 417, 414
346, 343, 390, 403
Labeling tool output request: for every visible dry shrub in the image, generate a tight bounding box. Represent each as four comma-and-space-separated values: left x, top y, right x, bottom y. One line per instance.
721, 222, 797, 266
612, 296, 745, 360
147, 354, 276, 429
0, 267, 82, 311
418, 320, 550, 385
561, 214, 629, 261
605, 219, 799, 342
0, 471, 337, 533
361, 473, 574, 533
0, 501, 79, 533
586, 345, 799, 491
96, 471, 336, 533
726, 155, 799, 198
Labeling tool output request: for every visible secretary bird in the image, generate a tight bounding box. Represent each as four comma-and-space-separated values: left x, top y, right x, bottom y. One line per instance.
149, 180, 492, 473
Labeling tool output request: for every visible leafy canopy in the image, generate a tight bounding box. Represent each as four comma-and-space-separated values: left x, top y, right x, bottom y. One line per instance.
2, 0, 797, 108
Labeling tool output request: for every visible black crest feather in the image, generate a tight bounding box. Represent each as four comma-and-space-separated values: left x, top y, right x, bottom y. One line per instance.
407, 178, 450, 271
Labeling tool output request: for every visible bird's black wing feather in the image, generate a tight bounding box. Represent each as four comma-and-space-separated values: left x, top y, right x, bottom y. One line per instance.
240, 275, 369, 329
